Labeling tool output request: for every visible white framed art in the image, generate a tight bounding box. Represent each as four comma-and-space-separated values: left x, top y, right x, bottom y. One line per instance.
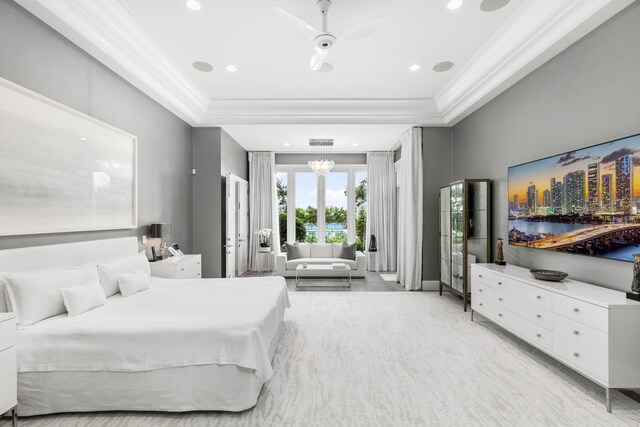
0, 77, 138, 236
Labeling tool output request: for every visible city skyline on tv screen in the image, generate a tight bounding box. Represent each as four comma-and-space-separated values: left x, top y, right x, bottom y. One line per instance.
508, 133, 640, 262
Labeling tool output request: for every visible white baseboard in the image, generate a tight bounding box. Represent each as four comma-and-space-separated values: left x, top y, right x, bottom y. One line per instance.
421, 280, 440, 291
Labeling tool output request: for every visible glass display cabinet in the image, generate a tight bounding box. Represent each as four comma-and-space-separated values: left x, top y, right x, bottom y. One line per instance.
439, 179, 491, 311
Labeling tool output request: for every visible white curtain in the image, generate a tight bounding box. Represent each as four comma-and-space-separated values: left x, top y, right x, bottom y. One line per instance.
248, 152, 279, 271
396, 128, 423, 290
366, 152, 397, 272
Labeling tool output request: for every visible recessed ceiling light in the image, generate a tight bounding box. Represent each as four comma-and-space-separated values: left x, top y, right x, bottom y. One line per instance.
433, 61, 454, 72
447, 0, 463, 10
79, 137, 87, 141
226, 65, 237, 72
480, 0, 510, 12
185, 0, 201, 11
284, 143, 291, 147
352, 143, 359, 147
409, 64, 421, 71
192, 61, 213, 72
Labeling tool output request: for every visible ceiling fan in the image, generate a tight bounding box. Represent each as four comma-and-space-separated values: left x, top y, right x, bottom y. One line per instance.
273, 0, 386, 72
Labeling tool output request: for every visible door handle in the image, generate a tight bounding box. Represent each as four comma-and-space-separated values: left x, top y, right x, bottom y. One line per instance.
223, 244, 235, 248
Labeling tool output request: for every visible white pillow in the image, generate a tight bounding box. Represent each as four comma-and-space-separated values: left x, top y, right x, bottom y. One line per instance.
61, 281, 107, 317
118, 270, 151, 297
97, 253, 150, 297
5, 265, 100, 327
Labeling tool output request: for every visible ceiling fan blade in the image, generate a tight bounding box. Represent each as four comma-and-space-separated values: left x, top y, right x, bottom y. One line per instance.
334, 15, 387, 42
272, 6, 321, 40
310, 49, 328, 71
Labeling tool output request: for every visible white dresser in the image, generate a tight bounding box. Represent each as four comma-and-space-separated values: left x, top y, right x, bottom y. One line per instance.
149, 255, 202, 279
0, 313, 17, 426
470, 264, 640, 412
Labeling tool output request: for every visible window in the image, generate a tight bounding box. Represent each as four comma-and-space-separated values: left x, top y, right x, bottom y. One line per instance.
276, 172, 288, 248
276, 166, 366, 246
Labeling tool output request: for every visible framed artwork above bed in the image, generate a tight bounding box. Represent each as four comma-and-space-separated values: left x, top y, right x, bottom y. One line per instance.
0, 77, 137, 236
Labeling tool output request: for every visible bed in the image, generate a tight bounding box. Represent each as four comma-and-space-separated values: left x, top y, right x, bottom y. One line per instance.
0, 237, 289, 416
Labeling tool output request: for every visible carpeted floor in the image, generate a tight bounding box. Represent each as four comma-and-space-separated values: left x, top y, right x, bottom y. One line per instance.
5, 292, 640, 426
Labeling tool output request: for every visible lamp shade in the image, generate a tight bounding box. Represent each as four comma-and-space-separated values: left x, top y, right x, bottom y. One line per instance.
150, 223, 172, 239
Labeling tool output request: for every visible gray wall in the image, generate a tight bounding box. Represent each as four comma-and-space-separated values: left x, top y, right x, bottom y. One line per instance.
0, 1, 193, 252
276, 153, 367, 165
422, 128, 453, 282
451, 2, 640, 292
193, 128, 247, 278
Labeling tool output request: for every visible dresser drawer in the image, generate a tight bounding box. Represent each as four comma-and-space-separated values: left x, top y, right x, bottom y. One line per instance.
495, 290, 553, 331
176, 267, 201, 279
553, 313, 608, 354
552, 294, 609, 332
178, 255, 201, 272
471, 282, 492, 314
0, 347, 16, 381
0, 372, 16, 414
553, 334, 608, 382
494, 307, 551, 352
472, 268, 499, 288
0, 318, 15, 352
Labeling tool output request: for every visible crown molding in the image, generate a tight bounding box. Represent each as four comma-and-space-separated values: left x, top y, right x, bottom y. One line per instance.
435, 0, 634, 126
16, 0, 210, 125
200, 98, 443, 125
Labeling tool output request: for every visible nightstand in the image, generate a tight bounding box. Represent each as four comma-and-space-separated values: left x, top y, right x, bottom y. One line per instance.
0, 313, 17, 427
149, 254, 202, 279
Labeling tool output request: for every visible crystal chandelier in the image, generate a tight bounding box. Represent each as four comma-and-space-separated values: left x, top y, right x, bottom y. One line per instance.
308, 139, 335, 176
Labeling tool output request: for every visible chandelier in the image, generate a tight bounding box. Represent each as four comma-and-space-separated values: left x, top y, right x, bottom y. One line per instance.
308, 138, 335, 176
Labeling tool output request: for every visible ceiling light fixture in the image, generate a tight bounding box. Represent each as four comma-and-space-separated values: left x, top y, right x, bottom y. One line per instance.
352, 143, 359, 147
185, 0, 201, 11
308, 139, 335, 176
409, 64, 421, 71
447, 0, 464, 10
284, 143, 291, 147
226, 65, 237, 72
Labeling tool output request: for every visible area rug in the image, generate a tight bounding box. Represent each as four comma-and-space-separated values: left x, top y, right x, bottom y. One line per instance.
379, 273, 396, 281
12, 293, 639, 426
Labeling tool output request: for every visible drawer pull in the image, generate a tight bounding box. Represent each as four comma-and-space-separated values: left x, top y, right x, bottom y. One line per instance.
197, 262, 201, 265
498, 297, 503, 301
573, 352, 579, 358
180, 268, 185, 271
536, 314, 542, 318
479, 303, 483, 306
479, 289, 483, 292
573, 308, 580, 313
536, 333, 541, 338
573, 330, 580, 335
536, 295, 541, 300
498, 313, 503, 317
478, 274, 483, 278
498, 281, 503, 285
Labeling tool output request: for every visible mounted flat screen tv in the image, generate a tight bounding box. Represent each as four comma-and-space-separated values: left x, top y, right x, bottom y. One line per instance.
508, 133, 640, 262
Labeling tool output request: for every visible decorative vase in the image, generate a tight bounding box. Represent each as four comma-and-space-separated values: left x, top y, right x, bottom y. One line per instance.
259, 246, 271, 253
628, 254, 640, 301
495, 237, 506, 266
368, 235, 377, 252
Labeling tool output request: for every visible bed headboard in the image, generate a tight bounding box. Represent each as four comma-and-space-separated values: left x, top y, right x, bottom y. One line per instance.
0, 237, 139, 311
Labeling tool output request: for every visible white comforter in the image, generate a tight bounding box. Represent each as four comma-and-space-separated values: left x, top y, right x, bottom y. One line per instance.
17, 276, 289, 382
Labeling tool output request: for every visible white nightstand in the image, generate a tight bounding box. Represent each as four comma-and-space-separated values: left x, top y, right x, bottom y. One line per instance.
0, 313, 17, 427
149, 254, 202, 279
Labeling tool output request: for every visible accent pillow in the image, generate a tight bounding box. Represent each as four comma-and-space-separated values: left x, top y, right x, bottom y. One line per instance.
61, 281, 107, 317
118, 270, 151, 297
4, 265, 100, 327
97, 253, 150, 297
284, 242, 302, 261
339, 243, 357, 261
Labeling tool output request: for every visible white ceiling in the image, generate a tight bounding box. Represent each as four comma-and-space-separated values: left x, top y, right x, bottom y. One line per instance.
15, 0, 635, 152
223, 124, 411, 153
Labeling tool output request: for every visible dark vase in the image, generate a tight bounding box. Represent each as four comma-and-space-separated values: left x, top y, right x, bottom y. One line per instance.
368, 235, 377, 252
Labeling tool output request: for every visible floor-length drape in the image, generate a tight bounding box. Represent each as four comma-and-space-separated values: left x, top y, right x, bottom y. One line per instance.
396, 128, 423, 290
366, 152, 397, 271
248, 152, 279, 271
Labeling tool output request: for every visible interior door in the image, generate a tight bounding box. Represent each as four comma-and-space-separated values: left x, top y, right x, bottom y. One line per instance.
225, 175, 237, 278
237, 181, 249, 276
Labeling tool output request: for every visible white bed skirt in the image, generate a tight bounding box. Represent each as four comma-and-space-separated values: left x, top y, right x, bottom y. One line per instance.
17, 322, 284, 416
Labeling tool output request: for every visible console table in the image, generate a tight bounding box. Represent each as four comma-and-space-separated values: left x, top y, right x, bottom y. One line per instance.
470, 263, 640, 412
